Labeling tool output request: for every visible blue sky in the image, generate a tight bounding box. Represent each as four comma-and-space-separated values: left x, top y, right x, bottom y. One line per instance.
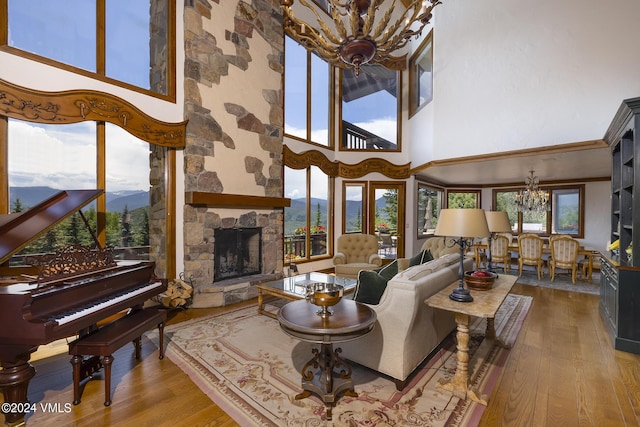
7, 2, 153, 192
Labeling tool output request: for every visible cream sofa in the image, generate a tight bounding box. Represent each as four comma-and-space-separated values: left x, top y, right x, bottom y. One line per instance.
333, 233, 382, 279
340, 252, 473, 390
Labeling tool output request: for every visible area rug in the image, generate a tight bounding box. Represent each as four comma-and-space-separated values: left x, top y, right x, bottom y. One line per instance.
510, 267, 600, 295
146, 294, 532, 427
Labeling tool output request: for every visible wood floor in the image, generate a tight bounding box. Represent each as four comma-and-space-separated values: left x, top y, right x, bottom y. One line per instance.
3, 283, 640, 426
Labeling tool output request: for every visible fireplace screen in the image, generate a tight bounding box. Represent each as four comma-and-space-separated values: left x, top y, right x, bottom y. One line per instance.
214, 227, 262, 281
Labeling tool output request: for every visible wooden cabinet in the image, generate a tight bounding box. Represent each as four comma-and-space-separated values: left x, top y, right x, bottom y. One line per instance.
602, 97, 640, 354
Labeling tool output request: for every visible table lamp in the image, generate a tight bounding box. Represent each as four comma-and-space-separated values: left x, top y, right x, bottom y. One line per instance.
434, 209, 490, 302
484, 211, 512, 272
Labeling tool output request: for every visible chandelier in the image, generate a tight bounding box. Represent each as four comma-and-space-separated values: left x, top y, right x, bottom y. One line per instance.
515, 170, 550, 212
280, 0, 443, 76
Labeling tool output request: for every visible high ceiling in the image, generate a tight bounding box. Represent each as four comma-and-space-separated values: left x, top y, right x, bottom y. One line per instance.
413, 142, 611, 187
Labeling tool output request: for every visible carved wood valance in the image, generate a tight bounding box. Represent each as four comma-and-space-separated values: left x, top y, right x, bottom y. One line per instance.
283, 145, 411, 179
0, 78, 186, 148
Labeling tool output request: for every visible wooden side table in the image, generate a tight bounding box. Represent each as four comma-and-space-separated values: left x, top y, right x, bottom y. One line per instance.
277, 299, 376, 420
425, 274, 517, 404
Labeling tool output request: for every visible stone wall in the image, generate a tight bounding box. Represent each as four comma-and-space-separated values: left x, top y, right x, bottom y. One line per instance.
183, 0, 284, 307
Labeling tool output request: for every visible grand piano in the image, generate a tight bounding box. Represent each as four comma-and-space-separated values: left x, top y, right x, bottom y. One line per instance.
0, 190, 167, 425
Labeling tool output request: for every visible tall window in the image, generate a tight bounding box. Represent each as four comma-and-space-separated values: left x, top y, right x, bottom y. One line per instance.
494, 185, 585, 237
340, 64, 400, 151
7, 119, 151, 259
343, 182, 366, 234
4, 0, 173, 97
284, 36, 331, 146
417, 183, 443, 236
105, 123, 151, 255
284, 166, 331, 263
409, 30, 433, 117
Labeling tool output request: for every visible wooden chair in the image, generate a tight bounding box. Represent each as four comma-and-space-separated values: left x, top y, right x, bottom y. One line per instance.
489, 234, 511, 274
517, 234, 545, 280
549, 236, 580, 284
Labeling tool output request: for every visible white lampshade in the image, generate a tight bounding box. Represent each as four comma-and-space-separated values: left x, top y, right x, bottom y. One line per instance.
434, 209, 490, 238
485, 211, 512, 233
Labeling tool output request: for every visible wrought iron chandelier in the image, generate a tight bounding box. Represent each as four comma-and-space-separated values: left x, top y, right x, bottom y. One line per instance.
515, 170, 550, 212
280, 0, 443, 76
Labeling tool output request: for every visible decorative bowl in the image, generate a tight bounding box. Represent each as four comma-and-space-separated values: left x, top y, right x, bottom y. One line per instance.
464, 270, 497, 291
305, 283, 344, 317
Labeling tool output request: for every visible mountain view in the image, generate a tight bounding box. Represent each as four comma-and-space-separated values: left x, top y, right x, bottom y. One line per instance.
9, 186, 149, 212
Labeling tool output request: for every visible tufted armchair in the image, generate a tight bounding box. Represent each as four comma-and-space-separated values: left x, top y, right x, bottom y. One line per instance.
333, 234, 382, 279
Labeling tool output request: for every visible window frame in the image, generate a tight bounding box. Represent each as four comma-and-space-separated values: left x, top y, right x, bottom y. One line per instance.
284, 165, 334, 264
338, 65, 402, 152
284, 35, 334, 149
0, 79, 185, 279
417, 182, 444, 239
342, 181, 367, 234
409, 30, 433, 118
0, 0, 177, 102
492, 184, 585, 238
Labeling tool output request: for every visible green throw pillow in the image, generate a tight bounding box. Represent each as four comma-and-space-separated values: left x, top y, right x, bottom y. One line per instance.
354, 269, 389, 305
378, 259, 398, 281
353, 260, 399, 305
409, 249, 434, 267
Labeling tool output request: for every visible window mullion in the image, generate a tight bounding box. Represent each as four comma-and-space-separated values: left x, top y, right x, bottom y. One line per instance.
96, 0, 105, 75
306, 51, 312, 142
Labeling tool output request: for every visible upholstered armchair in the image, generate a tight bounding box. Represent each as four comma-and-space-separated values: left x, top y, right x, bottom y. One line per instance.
549, 236, 580, 284
333, 234, 382, 279
517, 233, 545, 279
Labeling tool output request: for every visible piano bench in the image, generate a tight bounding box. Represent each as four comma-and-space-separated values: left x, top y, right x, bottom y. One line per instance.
68, 308, 167, 407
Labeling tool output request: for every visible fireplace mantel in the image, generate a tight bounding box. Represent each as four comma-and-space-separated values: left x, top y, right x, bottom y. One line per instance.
185, 192, 291, 209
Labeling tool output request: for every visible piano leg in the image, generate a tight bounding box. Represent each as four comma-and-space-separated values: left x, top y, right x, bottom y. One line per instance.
0, 356, 36, 426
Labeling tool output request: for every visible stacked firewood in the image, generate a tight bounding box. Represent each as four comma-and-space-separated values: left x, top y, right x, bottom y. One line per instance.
157, 276, 193, 308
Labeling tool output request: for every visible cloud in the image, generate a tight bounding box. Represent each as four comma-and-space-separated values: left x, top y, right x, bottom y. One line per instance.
8, 120, 150, 192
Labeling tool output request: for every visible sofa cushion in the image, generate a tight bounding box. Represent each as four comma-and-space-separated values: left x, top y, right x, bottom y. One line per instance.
353, 260, 398, 304
409, 249, 434, 267
397, 253, 460, 281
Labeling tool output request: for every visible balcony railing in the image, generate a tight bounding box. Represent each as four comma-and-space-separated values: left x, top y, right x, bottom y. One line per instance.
284, 233, 327, 261
342, 120, 396, 150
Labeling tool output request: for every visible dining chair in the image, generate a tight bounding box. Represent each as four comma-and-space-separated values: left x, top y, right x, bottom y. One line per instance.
517, 233, 545, 280
549, 236, 580, 284
489, 234, 511, 274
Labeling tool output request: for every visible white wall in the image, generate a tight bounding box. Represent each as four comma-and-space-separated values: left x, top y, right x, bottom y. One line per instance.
409, 0, 640, 165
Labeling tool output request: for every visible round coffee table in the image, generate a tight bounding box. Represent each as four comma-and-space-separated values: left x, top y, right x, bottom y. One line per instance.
277, 298, 376, 420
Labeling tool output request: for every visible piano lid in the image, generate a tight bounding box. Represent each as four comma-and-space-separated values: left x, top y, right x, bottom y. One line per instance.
0, 190, 103, 265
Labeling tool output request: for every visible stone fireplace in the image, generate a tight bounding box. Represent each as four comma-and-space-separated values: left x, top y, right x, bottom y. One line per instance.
183, 0, 285, 308
214, 227, 262, 281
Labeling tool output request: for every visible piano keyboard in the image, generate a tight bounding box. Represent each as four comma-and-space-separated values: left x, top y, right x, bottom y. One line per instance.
52, 281, 165, 326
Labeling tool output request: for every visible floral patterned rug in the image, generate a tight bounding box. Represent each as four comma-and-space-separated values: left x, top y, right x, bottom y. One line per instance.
146, 294, 532, 427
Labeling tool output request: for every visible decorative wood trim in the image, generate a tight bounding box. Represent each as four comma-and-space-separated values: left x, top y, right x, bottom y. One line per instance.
283, 145, 411, 179
0, 78, 186, 148
409, 139, 607, 175
185, 192, 291, 209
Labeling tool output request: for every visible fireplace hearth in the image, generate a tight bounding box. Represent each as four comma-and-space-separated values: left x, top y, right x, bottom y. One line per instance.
214, 227, 262, 281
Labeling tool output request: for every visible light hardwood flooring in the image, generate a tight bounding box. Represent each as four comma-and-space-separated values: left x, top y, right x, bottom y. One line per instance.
3, 283, 640, 426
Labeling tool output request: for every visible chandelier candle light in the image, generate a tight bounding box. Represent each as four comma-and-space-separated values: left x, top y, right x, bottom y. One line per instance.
434, 209, 490, 303
515, 170, 550, 212
281, 0, 443, 76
